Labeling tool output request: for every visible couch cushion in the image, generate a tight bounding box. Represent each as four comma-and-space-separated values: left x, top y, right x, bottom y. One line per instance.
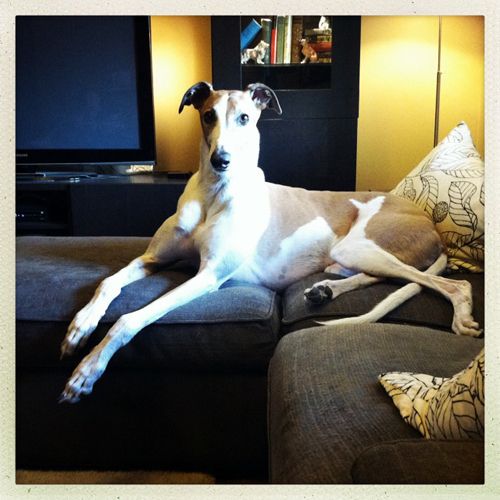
281, 271, 484, 334
268, 323, 484, 484
379, 348, 484, 440
351, 439, 484, 484
16, 236, 281, 372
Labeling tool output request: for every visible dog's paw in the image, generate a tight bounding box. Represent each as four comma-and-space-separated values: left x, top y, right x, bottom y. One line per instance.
304, 284, 333, 304
59, 353, 105, 403
451, 293, 482, 337
60, 307, 101, 358
452, 315, 483, 337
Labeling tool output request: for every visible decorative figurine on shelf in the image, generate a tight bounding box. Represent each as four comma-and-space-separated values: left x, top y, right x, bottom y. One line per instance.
241, 40, 270, 65
318, 16, 330, 31
300, 38, 318, 64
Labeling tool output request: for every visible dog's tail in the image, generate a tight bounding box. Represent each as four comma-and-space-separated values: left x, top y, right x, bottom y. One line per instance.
316, 252, 448, 327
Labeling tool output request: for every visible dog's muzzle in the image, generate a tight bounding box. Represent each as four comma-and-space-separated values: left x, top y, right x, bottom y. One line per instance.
210, 150, 231, 172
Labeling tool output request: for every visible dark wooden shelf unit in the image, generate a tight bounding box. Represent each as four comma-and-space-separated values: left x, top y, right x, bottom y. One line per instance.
211, 15, 361, 191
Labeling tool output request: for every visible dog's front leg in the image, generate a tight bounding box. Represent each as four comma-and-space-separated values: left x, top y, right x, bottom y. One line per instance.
60, 255, 158, 358
60, 208, 197, 358
59, 266, 220, 403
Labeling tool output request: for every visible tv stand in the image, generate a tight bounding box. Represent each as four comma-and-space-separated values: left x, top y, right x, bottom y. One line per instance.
16, 174, 187, 236
17, 172, 102, 184
17, 171, 99, 177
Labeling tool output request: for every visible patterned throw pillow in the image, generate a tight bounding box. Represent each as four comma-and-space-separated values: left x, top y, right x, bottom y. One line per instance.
391, 122, 484, 272
379, 348, 484, 440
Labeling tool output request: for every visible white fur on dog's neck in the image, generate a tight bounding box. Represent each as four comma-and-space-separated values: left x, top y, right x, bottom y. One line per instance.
197, 136, 264, 204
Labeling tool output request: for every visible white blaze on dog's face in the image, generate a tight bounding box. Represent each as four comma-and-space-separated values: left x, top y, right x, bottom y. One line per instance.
199, 90, 263, 174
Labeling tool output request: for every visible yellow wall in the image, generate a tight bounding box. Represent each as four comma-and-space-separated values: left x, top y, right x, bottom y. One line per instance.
150, 17, 212, 172
356, 16, 484, 191
439, 17, 484, 154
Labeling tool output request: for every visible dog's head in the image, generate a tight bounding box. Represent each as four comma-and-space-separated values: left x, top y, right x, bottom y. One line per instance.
179, 82, 281, 174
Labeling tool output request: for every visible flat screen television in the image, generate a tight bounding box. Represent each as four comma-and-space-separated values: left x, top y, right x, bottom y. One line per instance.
16, 15, 156, 174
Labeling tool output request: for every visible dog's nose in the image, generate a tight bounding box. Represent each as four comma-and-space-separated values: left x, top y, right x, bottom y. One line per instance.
210, 150, 231, 171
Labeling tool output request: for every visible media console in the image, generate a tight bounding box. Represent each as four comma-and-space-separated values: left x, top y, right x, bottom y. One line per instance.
16, 174, 188, 237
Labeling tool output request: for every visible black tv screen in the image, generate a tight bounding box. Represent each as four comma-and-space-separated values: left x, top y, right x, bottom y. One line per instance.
16, 16, 156, 170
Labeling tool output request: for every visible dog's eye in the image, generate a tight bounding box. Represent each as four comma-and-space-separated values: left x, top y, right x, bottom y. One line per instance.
238, 113, 249, 125
203, 109, 216, 124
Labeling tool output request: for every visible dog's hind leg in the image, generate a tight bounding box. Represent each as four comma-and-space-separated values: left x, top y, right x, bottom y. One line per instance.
316, 254, 445, 327
328, 239, 481, 336
304, 273, 382, 304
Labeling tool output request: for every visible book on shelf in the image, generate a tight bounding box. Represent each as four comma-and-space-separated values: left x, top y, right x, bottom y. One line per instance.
291, 16, 304, 63
305, 31, 332, 42
240, 18, 261, 50
283, 16, 292, 64
271, 24, 277, 64
275, 16, 285, 64
309, 41, 332, 53
304, 27, 332, 37
260, 18, 272, 64
272, 15, 297, 65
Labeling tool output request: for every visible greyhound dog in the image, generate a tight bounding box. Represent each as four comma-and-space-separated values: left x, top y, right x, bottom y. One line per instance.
59, 82, 481, 403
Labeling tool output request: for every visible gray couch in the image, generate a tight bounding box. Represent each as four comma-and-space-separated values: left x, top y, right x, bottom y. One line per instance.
16, 236, 484, 483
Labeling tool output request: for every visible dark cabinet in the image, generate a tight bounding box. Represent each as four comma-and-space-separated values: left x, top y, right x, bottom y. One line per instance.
211, 16, 360, 191
16, 176, 186, 236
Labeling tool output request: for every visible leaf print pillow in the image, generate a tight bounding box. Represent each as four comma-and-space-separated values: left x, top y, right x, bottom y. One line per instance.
379, 348, 484, 440
392, 122, 484, 272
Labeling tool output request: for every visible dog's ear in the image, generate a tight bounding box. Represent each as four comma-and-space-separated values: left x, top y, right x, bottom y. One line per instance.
246, 83, 282, 115
179, 82, 213, 114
